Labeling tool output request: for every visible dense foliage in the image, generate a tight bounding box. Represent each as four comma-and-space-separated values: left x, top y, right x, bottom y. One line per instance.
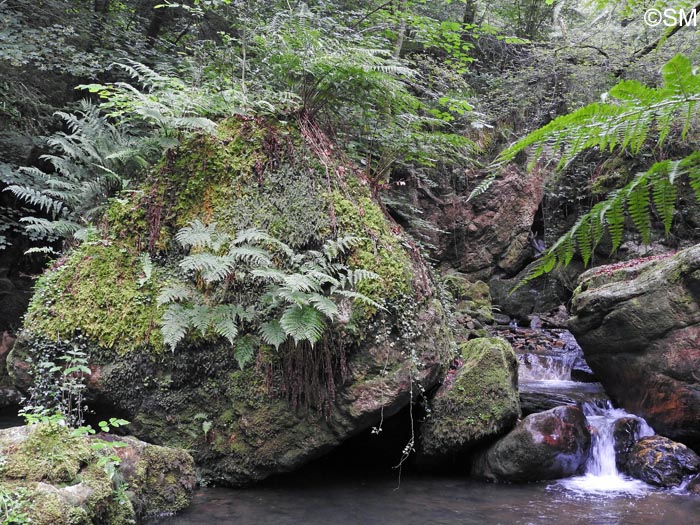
3, 0, 700, 372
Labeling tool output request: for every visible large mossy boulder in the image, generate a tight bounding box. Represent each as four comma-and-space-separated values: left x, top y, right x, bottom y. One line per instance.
569, 246, 700, 449
0, 424, 195, 524
470, 405, 591, 482
10, 117, 454, 485
418, 337, 520, 465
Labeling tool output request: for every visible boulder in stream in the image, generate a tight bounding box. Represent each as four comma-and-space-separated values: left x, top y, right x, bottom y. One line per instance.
471, 405, 591, 482
620, 435, 700, 488
569, 247, 700, 450
418, 337, 520, 466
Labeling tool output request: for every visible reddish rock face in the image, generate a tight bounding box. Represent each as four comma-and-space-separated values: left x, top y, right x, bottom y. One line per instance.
570, 245, 700, 450
390, 164, 545, 281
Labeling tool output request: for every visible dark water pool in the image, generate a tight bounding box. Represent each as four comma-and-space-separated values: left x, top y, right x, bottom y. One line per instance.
152, 467, 700, 525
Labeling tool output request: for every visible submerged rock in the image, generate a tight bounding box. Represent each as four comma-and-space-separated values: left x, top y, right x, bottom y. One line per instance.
0, 424, 195, 523
418, 337, 520, 466
471, 405, 591, 482
569, 247, 700, 449
620, 435, 700, 487
10, 117, 454, 485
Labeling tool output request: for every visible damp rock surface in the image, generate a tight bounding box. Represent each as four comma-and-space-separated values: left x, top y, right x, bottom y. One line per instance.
471, 405, 591, 482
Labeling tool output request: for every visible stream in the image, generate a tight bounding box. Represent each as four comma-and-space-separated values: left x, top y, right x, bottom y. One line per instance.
154, 329, 700, 524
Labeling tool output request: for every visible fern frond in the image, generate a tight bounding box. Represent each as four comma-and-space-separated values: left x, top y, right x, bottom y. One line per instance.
627, 176, 651, 243
308, 294, 339, 319
497, 54, 700, 169
467, 173, 496, 202
176, 220, 221, 249
234, 335, 257, 369
157, 282, 194, 306
514, 150, 700, 289
210, 306, 239, 346
259, 320, 287, 350
162, 304, 191, 351
280, 305, 326, 346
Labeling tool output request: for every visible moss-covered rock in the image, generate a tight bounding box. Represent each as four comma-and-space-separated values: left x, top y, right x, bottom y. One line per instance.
12, 117, 455, 485
0, 424, 195, 524
418, 337, 520, 466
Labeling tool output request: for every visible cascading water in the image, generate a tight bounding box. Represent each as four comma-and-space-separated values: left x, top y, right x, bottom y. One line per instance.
557, 402, 655, 496
510, 327, 658, 497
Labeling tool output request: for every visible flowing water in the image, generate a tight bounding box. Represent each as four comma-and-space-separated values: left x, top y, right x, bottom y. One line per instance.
153, 330, 700, 524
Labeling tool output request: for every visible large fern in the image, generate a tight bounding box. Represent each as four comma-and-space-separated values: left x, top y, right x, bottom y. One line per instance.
158, 221, 380, 368
1, 102, 149, 250
494, 54, 700, 287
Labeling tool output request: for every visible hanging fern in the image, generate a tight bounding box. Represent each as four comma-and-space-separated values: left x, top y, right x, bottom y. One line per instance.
491, 53, 700, 288
497, 54, 700, 170
2, 102, 147, 249
515, 152, 700, 288
159, 221, 381, 367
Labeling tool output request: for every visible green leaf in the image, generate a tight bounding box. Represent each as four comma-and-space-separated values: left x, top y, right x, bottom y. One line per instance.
259, 320, 287, 350
234, 335, 257, 369
280, 305, 326, 346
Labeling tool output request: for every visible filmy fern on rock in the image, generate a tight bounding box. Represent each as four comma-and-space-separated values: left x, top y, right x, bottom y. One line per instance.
491, 54, 700, 287
158, 220, 380, 368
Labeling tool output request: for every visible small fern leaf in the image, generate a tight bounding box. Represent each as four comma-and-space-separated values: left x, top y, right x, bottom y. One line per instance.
234, 335, 257, 370
189, 304, 214, 336
650, 162, 677, 235
280, 305, 326, 346
157, 282, 193, 306
605, 194, 625, 253
627, 175, 651, 243
309, 294, 339, 319
259, 320, 287, 350
176, 220, 219, 249
161, 304, 191, 351
211, 307, 239, 346
575, 215, 593, 267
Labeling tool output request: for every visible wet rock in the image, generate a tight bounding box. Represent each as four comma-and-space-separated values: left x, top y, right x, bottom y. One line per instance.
687, 474, 700, 495
0, 424, 196, 523
612, 417, 643, 469
471, 405, 591, 482
620, 435, 700, 487
418, 338, 520, 466
569, 246, 700, 449
441, 273, 494, 340
104, 434, 197, 519
390, 164, 545, 281
0, 332, 21, 408
489, 261, 582, 322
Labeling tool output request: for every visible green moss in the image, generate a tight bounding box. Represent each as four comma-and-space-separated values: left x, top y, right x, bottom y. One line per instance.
420, 337, 520, 458
2, 424, 90, 483
129, 445, 194, 518
24, 241, 164, 354
332, 192, 412, 301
